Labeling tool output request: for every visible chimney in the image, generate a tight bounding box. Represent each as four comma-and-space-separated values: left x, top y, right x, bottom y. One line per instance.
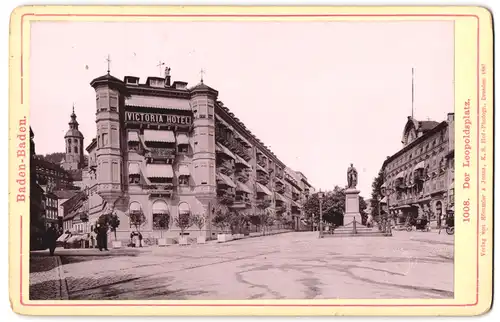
164, 66, 171, 87
447, 113, 455, 122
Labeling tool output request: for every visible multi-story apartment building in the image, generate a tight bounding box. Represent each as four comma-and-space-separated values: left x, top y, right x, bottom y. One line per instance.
381, 113, 455, 226
64, 66, 314, 242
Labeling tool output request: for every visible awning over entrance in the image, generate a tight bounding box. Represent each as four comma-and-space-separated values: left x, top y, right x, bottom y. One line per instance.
144, 129, 175, 143
146, 164, 174, 178
216, 143, 236, 159
178, 164, 190, 176
255, 182, 272, 196
128, 163, 140, 175
217, 173, 236, 188
126, 95, 191, 111
236, 181, 252, 194
127, 131, 140, 142
176, 133, 189, 145
414, 161, 425, 170
234, 154, 251, 168
152, 201, 169, 214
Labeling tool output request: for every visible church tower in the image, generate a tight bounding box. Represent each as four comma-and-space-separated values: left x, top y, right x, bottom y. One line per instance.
89, 65, 126, 207
190, 78, 218, 204
62, 106, 84, 170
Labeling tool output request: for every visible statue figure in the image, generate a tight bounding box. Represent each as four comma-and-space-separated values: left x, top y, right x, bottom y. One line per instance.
347, 163, 358, 189
165, 66, 171, 76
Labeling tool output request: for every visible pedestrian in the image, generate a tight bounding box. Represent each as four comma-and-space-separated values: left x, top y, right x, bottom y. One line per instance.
138, 232, 143, 247
44, 223, 58, 256
99, 224, 109, 251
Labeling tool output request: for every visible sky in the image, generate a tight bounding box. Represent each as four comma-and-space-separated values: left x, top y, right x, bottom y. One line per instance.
30, 20, 454, 196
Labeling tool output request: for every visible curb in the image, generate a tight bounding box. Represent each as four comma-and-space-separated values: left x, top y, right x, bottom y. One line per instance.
54, 256, 69, 300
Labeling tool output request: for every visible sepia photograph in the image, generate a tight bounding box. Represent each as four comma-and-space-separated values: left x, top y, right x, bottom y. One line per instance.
26, 19, 458, 302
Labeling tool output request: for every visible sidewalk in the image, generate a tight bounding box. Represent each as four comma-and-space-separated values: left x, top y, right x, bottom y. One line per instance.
31, 247, 141, 257
29, 256, 68, 300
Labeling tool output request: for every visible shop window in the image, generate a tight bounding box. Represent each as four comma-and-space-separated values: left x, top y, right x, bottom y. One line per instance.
179, 176, 189, 185
178, 144, 189, 153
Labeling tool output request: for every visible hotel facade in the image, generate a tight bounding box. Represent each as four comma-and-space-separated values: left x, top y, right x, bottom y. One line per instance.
381, 113, 455, 226
65, 67, 314, 241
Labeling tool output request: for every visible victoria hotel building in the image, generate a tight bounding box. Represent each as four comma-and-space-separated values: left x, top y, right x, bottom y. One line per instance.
381, 113, 455, 226
65, 67, 314, 241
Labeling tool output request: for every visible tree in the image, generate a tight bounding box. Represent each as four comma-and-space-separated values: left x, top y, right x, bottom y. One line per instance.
36, 152, 66, 164
359, 197, 368, 225
370, 167, 385, 223
153, 213, 170, 238
175, 213, 193, 236
108, 213, 121, 241
303, 186, 346, 227
129, 211, 146, 233
212, 205, 231, 233
191, 213, 205, 233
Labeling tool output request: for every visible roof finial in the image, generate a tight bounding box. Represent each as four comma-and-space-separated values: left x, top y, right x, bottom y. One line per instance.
157, 61, 165, 77
106, 54, 111, 75
72, 103, 75, 115
200, 68, 205, 83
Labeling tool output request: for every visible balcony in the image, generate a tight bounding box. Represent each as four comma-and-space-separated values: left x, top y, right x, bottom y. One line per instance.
217, 160, 234, 176
232, 194, 251, 208
235, 169, 250, 182
291, 204, 301, 214
257, 158, 267, 168
216, 128, 252, 161
145, 183, 174, 197
292, 192, 300, 201
145, 147, 176, 160
275, 172, 284, 179
257, 173, 270, 185
275, 203, 287, 213
414, 170, 426, 182
256, 198, 272, 209
217, 190, 235, 205
275, 184, 286, 194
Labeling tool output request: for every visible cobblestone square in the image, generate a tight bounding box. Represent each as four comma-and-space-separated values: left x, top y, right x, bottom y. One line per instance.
29, 231, 454, 300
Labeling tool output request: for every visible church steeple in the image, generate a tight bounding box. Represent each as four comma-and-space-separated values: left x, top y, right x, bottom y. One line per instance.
63, 104, 85, 171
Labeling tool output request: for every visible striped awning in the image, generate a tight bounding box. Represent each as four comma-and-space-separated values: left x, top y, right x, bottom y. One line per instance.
236, 181, 252, 194
255, 182, 272, 196
234, 154, 251, 168
152, 201, 169, 214
414, 161, 425, 170
146, 164, 174, 178
256, 164, 268, 174
128, 163, 140, 175
129, 202, 142, 212
217, 173, 236, 188
128, 131, 140, 142
144, 129, 175, 143
126, 95, 191, 111
176, 133, 189, 145
215, 115, 234, 131
178, 202, 191, 215
235, 134, 251, 147
275, 193, 287, 202
178, 164, 190, 176
216, 143, 236, 159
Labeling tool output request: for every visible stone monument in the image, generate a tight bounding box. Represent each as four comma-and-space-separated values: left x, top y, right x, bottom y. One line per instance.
345, 163, 362, 224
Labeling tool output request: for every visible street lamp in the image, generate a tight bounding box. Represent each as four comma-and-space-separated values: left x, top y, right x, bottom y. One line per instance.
380, 181, 395, 235
318, 190, 324, 238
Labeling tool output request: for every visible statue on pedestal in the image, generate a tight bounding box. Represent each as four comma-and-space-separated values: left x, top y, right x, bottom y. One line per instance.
347, 163, 358, 189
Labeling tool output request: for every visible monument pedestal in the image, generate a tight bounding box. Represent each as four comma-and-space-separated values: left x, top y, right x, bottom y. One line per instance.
345, 188, 363, 225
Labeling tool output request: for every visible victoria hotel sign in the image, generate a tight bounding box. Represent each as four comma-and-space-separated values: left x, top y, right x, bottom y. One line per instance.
125, 111, 192, 126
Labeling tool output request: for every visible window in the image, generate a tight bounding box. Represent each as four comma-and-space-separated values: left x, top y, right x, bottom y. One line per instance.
179, 176, 189, 185
178, 145, 188, 153
68, 146, 72, 153
75, 146, 78, 153
102, 133, 108, 146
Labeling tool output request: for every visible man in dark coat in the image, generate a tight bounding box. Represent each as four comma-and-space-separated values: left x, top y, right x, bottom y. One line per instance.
44, 223, 58, 256
95, 223, 109, 251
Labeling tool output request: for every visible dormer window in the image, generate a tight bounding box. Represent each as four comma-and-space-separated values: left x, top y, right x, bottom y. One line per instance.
125, 76, 139, 85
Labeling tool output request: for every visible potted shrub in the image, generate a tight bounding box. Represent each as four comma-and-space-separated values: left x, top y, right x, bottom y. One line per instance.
129, 210, 146, 247
108, 212, 121, 248
213, 208, 231, 242
191, 214, 206, 244
153, 212, 170, 247
174, 213, 193, 246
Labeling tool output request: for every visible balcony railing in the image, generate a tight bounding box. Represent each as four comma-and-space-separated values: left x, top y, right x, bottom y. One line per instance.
145, 184, 174, 197
291, 205, 301, 213
217, 190, 235, 205
292, 193, 300, 201
275, 172, 284, 179
216, 128, 252, 161
235, 170, 250, 182
256, 198, 272, 209
275, 185, 286, 194
257, 158, 267, 168
233, 195, 251, 207
275, 205, 287, 213
217, 160, 234, 176
257, 173, 270, 185
146, 147, 176, 160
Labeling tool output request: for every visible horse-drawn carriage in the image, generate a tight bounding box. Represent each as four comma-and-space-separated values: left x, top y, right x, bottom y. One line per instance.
405, 217, 431, 232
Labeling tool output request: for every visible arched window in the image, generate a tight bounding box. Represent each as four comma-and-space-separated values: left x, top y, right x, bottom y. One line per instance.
178, 202, 190, 216
152, 200, 170, 230
129, 202, 145, 228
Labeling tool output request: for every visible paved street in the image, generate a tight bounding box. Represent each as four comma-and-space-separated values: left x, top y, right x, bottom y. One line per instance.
30, 231, 454, 300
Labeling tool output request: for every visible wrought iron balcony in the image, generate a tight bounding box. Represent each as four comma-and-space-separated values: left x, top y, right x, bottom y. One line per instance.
256, 198, 272, 209
217, 190, 235, 205
235, 169, 250, 182
275, 205, 287, 213
275, 185, 286, 194
257, 173, 270, 185
292, 192, 300, 201
275, 172, 284, 179
145, 147, 176, 160
257, 158, 267, 168
217, 160, 234, 176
